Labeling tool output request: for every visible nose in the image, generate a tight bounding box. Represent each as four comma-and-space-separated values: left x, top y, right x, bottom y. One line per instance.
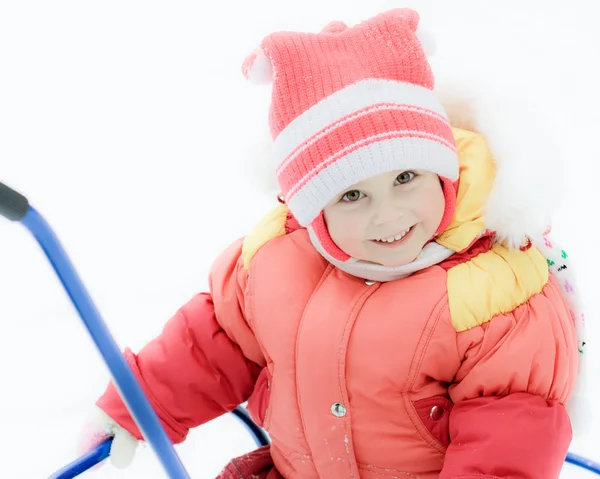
371, 198, 404, 226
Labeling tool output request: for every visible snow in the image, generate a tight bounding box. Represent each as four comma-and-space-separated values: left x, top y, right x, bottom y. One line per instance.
0, 1, 598, 477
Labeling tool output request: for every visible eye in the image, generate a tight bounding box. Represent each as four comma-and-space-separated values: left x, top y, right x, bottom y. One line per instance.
341, 190, 365, 202
395, 171, 416, 185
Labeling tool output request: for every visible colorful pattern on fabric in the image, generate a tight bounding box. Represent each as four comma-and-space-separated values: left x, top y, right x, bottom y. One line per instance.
529, 227, 586, 354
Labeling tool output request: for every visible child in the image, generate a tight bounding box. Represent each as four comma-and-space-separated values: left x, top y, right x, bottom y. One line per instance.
78, 8, 586, 479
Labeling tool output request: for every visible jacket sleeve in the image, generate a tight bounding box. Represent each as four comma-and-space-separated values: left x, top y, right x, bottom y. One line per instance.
440, 277, 579, 479
96, 239, 264, 444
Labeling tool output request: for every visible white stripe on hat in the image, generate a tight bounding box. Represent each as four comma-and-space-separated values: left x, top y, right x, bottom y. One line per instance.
285, 130, 456, 200
287, 136, 459, 226
275, 103, 450, 177
272, 79, 448, 168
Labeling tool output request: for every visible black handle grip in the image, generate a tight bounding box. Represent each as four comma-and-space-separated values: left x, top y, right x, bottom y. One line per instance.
0, 182, 29, 221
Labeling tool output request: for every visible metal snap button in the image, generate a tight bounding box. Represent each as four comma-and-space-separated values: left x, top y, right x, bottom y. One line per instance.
429, 405, 444, 421
331, 402, 347, 417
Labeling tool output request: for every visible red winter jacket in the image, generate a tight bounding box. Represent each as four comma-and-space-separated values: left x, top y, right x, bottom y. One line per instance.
97, 130, 577, 478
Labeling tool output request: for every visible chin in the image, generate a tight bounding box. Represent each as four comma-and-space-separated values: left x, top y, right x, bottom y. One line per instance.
376, 251, 421, 267
378, 259, 412, 267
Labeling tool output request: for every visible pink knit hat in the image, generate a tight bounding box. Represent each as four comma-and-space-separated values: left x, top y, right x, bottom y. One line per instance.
242, 9, 458, 262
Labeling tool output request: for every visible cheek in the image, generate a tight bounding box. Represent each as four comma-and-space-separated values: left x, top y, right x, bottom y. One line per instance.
324, 210, 365, 250
416, 185, 446, 227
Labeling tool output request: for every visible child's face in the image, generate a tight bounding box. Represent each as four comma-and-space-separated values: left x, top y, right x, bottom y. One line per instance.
323, 170, 445, 267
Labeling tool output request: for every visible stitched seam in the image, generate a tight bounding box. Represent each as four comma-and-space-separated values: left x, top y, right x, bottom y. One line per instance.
337, 283, 381, 477
246, 246, 277, 429
406, 293, 449, 391
246, 242, 276, 365
294, 264, 336, 464
404, 294, 451, 454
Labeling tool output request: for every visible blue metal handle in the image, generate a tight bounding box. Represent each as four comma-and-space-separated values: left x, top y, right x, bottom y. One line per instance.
14, 204, 189, 478
58, 405, 272, 476
48, 438, 113, 479
231, 406, 270, 448
566, 451, 600, 475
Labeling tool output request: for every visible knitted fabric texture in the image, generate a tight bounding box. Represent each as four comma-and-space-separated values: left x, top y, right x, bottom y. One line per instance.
242, 9, 458, 265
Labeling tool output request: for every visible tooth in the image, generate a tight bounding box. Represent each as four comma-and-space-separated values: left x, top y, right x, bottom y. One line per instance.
375, 227, 411, 242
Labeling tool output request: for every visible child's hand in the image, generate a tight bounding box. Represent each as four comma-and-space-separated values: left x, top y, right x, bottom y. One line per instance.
76, 406, 139, 469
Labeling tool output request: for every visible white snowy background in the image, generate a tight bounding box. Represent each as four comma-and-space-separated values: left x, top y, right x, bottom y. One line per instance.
0, 1, 598, 477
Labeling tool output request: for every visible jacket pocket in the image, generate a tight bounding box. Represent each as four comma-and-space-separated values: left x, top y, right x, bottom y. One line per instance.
412, 395, 454, 448
246, 367, 272, 428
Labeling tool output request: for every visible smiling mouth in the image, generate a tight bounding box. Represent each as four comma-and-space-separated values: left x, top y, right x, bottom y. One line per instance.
371, 225, 415, 244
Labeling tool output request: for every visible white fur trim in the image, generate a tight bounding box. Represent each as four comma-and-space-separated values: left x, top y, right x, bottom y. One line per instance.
427, 14, 572, 249
433, 79, 566, 249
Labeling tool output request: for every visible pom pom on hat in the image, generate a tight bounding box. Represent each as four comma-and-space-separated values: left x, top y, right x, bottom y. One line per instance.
321, 20, 348, 35
242, 48, 273, 85
241, 19, 351, 86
